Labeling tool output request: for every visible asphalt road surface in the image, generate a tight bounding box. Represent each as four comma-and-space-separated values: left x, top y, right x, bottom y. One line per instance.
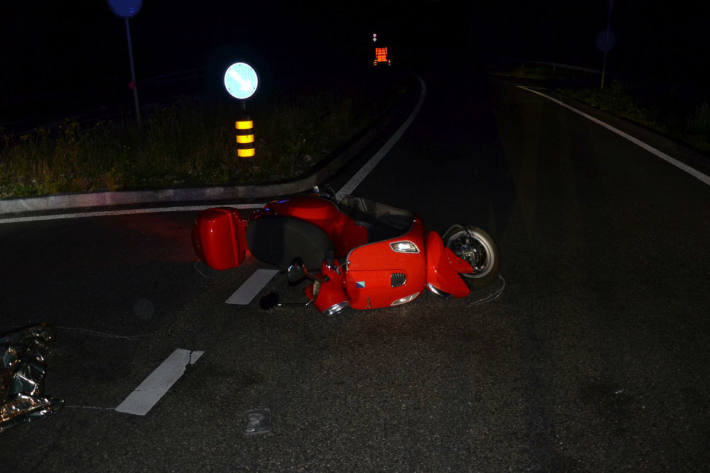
1, 68, 709, 472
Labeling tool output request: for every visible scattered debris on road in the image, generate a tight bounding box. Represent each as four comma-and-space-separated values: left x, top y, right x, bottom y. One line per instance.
244, 408, 271, 436
1, 324, 63, 433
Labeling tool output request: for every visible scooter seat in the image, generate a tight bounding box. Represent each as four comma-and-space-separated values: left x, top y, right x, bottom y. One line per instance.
246, 215, 334, 270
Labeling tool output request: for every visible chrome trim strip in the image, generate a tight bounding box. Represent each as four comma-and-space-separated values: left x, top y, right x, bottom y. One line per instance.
323, 301, 349, 316
427, 283, 451, 299
390, 291, 421, 306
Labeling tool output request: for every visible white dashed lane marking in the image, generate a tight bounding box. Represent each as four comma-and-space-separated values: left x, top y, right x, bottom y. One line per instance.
115, 348, 204, 416
225, 268, 279, 305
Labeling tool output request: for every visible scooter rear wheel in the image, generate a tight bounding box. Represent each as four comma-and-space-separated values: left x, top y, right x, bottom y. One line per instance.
443, 225, 500, 288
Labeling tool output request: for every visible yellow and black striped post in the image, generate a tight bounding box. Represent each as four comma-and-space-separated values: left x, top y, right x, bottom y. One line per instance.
235, 116, 255, 158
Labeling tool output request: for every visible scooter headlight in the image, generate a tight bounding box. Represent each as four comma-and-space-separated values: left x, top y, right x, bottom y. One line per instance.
390, 240, 419, 254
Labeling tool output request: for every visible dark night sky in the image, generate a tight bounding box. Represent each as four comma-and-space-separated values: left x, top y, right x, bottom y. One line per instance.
1, 1, 707, 116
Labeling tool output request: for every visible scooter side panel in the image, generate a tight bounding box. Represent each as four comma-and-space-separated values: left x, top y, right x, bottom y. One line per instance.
345, 270, 409, 309
336, 216, 369, 257
265, 195, 339, 221
264, 195, 340, 236
345, 220, 427, 309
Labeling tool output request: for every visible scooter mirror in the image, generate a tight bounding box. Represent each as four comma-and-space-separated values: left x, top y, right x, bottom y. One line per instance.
287, 258, 307, 284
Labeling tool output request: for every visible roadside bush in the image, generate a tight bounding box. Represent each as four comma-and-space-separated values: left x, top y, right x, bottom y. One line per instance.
687, 102, 710, 135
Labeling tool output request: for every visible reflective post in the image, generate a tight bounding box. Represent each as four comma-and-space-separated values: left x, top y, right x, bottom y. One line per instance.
600, 0, 615, 89
223, 62, 258, 158
125, 18, 141, 127
236, 110, 255, 158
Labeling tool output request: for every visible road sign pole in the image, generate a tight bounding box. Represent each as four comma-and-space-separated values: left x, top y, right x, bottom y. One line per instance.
600, 0, 614, 89
124, 18, 141, 127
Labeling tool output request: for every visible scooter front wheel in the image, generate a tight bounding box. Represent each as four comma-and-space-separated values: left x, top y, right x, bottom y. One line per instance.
443, 225, 500, 288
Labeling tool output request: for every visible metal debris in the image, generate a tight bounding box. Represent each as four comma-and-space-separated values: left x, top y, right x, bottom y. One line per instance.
244, 408, 271, 436
1, 324, 63, 433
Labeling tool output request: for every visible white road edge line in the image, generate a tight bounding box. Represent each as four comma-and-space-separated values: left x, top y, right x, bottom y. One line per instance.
517, 85, 710, 187
225, 268, 279, 305
0, 203, 266, 225
335, 75, 428, 200
115, 348, 204, 416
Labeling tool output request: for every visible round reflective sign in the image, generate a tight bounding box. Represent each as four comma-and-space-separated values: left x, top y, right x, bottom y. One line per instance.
107, 0, 142, 18
224, 63, 258, 100
596, 29, 616, 53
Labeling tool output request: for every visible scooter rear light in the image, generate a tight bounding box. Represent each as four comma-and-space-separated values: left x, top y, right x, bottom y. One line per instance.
390, 292, 420, 306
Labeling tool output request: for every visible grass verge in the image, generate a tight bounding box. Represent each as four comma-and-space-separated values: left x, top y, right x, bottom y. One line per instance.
0, 73, 408, 200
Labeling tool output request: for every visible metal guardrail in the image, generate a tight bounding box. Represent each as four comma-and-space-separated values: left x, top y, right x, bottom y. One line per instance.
526, 61, 601, 75
493, 57, 601, 75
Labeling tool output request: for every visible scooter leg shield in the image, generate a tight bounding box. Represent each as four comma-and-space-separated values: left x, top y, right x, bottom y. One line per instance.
425, 231, 471, 298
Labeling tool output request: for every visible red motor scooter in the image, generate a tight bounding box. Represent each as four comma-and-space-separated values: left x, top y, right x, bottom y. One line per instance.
192, 191, 499, 315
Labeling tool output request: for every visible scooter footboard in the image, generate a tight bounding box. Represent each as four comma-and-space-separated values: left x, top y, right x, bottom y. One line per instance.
192, 208, 249, 270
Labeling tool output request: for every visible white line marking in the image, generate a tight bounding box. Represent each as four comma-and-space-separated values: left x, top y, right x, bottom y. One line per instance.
0, 203, 265, 225
335, 75, 428, 200
225, 268, 279, 305
517, 85, 710, 187
115, 348, 203, 416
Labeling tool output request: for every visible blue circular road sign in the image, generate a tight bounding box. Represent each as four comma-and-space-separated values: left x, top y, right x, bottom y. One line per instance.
596, 29, 616, 53
224, 63, 259, 100
108, 0, 142, 19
